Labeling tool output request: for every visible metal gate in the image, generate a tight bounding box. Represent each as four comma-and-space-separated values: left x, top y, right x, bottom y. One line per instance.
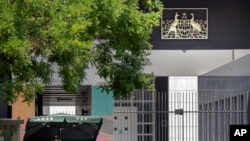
113, 90, 249, 141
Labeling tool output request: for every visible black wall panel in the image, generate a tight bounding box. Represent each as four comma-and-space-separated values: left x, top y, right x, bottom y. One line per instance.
151, 0, 250, 50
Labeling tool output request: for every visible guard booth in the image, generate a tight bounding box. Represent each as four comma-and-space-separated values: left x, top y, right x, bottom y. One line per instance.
23, 114, 102, 141
0, 118, 24, 141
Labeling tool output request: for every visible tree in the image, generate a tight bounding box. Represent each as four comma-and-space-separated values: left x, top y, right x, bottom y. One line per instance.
0, 0, 163, 103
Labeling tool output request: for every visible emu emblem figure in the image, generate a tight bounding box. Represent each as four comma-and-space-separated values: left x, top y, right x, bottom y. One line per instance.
190, 13, 201, 32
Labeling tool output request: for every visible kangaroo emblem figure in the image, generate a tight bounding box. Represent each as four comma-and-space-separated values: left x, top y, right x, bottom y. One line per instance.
167, 12, 179, 36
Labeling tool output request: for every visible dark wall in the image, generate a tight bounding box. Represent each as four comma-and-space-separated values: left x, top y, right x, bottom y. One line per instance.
0, 101, 8, 118
155, 77, 169, 141
155, 76, 169, 92
151, 0, 250, 50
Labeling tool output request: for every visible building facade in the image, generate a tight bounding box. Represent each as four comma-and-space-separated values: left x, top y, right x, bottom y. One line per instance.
198, 54, 250, 141
1, 0, 250, 141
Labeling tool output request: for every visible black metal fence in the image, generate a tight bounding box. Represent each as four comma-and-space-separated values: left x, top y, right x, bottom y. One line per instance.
112, 90, 249, 141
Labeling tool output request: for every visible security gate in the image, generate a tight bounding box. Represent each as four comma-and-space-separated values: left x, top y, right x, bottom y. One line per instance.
198, 90, 249, 141
114, 90, 249, 141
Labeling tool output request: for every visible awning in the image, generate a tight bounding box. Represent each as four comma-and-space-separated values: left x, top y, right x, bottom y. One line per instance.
23, 114, 102, 141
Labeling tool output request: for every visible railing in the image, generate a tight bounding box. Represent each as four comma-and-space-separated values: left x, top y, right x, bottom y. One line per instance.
98, 90, 249, 141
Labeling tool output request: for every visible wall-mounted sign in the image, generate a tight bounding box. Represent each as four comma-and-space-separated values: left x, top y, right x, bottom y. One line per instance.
150, 0, 250, 50
161, 8, 208, 39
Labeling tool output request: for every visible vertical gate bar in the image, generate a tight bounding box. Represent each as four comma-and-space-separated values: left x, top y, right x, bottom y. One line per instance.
203, 90, 205, 141
194, 91, 195, 141
197, 91, 198, 141
189, 112, 191, 141
192, 91, 193, 141
239, 93, 242, 124
121, 107, 123, 141
179, 91, 181, 141
245, 92, 248, 124
169, 92, 171, 141
173, 91, 175, 141
220, 92, 222, 141
142, 91, 144, 141
223, 91, 225, 141
175, 91, 177, 141
158, 92, 159, 141
130, 93, 132, 141
219, 98, 221, 141
163, 91, 165, 141
186, 91, 188, 141
240, 94, 242, 124
169, 91, 171, 141
194, 91, 196, 141
187, 91, 189, 141
200, 91, 202, 141
244, 92, 246, 124
164, 92, 166, 141
207, 90, 209, 141
241, 92, 243, 124
182, 113, 184, 141
162, 92, 163, 141
165, 91, 168, 141
125, 101, 127, 141
225, 93, 227, 141
237, 94, 239, 124
154, 91, 156, 141
177, 91, 179, 141
178, 92, 183, 141
243, 93, 245, 124
191, 91, 195, 141
189, 91, 191, 139
182, 91, 184, 141
209, 90, 211, 141
172, 92, 176, 139
204, 91, 206, 141
227, 92, 230, 141
176, 91, 178, 141
211, 91, 214, 141
212, 92, 214, 141
230, 93, 232, 127
188, 91, 190, 141
247, 92, 249, 124
158, 92, 160, 141
206, 90, 208, 141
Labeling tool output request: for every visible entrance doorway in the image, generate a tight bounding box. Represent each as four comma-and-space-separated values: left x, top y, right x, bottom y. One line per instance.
36, 85, 91, 116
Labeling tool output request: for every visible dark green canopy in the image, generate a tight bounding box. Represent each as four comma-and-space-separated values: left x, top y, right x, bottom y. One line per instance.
23, 114, 102, 141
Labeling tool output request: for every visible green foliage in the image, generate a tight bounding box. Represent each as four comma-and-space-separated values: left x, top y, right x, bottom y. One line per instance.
0, 0, 163, 103
93, 0, 162, 97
